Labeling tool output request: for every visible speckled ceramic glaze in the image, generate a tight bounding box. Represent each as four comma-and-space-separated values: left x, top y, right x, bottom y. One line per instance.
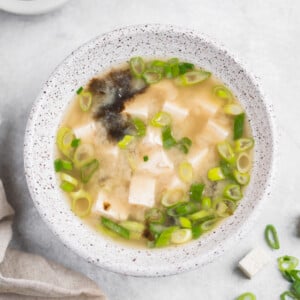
24, 24, 276, 277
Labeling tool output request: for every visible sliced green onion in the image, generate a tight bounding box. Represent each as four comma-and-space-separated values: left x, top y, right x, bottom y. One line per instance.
224, 104, 243, 115
173, 202, 199, 216
236, 292, 256, 300
161, 189, 185, 207
73, 143, 95, 168
151, 111, 172, 127
60, 181, 76, 192
162, 126, 177, 149
217, 141, 235, 163
120, 221, 145, 240
265, 224, 280, 249
178, 161, 193, 183
189, 183, 205, 202
171, 228, 192, 244
189, 210, 214, 222
278, 256, 299, 272
71, 138, 81, 148
145, 208, 165, 224
133, 118, 146, 137
200, 219, 217, 231
56, 127, 75, 157
223, 184, 242, 201
117, 135, 134, 149
78, 91, 92, 112
55, 159, 72, 172
215, 201, 230, 217
178, 62, 194, 74
166, 58, 180, 78
235, 138, 255, 152
280, 291, 297, 300
234, 113, 245, 140
191, 224, 202, 239
60, 173, 78, 187
178, 70, 211, 86
101, 216, 130, 239
129, 57, 145, 78
290, 270, 300, 281
70, 189, 92, 217
236, 152, 251, 173
76, 86, 83, 95
143, 155, 149, 162
179, 217, 192, 228
177, 137, 192, 154
80, 159, 99, 183
207, 167, 225, 181
220, 160, 234, 179
142, 70, 162, 84
213, 85, 234, 102
292, 281, 300, 297
155, 226, 178, 247
233, 170, 250, 185
201, 197, 212, 210
149, 223, 167, 235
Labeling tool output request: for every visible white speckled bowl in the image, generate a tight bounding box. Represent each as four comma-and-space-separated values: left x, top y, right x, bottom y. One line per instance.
24, 24, 275, 277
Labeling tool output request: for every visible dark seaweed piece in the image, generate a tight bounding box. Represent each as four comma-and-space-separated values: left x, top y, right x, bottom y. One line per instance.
90, 68, 148, 141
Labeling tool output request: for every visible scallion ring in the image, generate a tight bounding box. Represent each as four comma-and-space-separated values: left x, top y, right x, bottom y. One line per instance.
223, 184, 243, 201
178, 70, 211, 86
171, 228, 192, 244
178, 161, 193, 183
236, 292, 256, 300
236, 152, 251, 174
161, 189, 185, 207
56, 127, 75, 157
265, 224, 280, 250
78, 91, 92, 112
73, 143, 95, 169
129, 57, 145, 78
278, 256, 299, 272
217, 141, 235, 163
70, 189, 92, 217
151, 111, 172, 127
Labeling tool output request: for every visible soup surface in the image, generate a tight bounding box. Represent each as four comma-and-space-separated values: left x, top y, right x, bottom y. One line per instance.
55, 57, 254, 248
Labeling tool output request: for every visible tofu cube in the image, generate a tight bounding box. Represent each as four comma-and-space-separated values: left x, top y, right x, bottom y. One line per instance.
199, 119, 230, 143
142, 126, 162, 146
93, 191, 129, 221
162, 101, 189, 121
138, 148, 174, 175
123, 100, 149, 119
128, 173, 156, 207
73, 122, 96, 140
167, 175, 187, 190
151, 80, 178, 102
193, 96, 221, 117
238, 247, 271, 278
186, 147, 209, 170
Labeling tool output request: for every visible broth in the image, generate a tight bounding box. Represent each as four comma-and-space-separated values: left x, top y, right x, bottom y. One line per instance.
55, 58, 254, 248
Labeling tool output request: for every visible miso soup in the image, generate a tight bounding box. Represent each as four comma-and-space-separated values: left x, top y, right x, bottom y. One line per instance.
54, 57, 254, 248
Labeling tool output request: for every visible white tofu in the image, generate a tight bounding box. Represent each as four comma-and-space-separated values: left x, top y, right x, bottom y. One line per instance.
93, 191, 129, 221
199, 119, 230, 143
186, 147, 209, 170
128, 173, 156, 207
123, 100, 149, 119
193, 96, 221, 117
101, 144, 120, 158
73, 122, 96, 140
138, 148, 174, 175
162, 101, 189, 121
167, 175, 187, 190
238, 247, 271, 278
142, 126, 162, 146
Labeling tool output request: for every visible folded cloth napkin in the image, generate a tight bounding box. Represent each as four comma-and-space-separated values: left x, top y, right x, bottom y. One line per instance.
0, 180, 106, 300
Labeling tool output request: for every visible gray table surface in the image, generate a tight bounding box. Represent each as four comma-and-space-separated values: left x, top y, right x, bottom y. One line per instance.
0, 0, 300, 299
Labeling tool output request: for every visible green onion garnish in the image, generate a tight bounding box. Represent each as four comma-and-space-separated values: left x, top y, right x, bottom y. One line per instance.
235, 138, 255, 152
233, 170, 250, 185
129, 57, 145, 78
71, 138, 81, 148
101, 217, 130, 239
224, 104, 243, 115
213, 85, 233, 102
60, 181, 76, 192
162, 126, 177, 149
133, 118, 146, 137
280, 291, 297, 300
178, 70, 211, 86
201, 197, 212, 210
178, 161, 193, 183
217, 141, 235, 163
118, 135, 134, 149
56, 127, 75, 158
70, 189, 92, 217
177, 137, 192, 154
207, 167, 225, 181
145, 208, 165, 224
78, 91, 93, 112
171, 228, 192, 244
155, 226, 178, 247
142, 70, 162, 84
151, 111, 172, 127
76, 86, 83, 95
191, 224, 202, 239
178, 62, 194, 75
143, 155, 149, 162
278, 256, 299, 272
234, 113, 245, 140
80, 159, 99, 183
236, 292, 256, 300
189, 183, 205, 202
292, 281, 300, 297
54, 159, 63, 172
179, 217, 192, 229
265, 224, 280, 250
223, 184, 243, 201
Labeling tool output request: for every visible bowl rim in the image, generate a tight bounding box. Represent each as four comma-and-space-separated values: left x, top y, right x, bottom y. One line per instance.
24, 23, 277, 277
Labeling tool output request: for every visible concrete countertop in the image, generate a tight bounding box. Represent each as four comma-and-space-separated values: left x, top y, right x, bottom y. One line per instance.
0, 0, 299, 299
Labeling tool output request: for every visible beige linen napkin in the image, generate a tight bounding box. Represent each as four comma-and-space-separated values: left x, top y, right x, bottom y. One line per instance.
0, 180, 106, 300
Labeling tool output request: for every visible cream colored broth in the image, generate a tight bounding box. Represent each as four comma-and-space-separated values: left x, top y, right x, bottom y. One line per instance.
58, 62, 252, 247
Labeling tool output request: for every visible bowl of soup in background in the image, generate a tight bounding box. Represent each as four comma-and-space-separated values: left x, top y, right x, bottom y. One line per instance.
24, 24, 276, 276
